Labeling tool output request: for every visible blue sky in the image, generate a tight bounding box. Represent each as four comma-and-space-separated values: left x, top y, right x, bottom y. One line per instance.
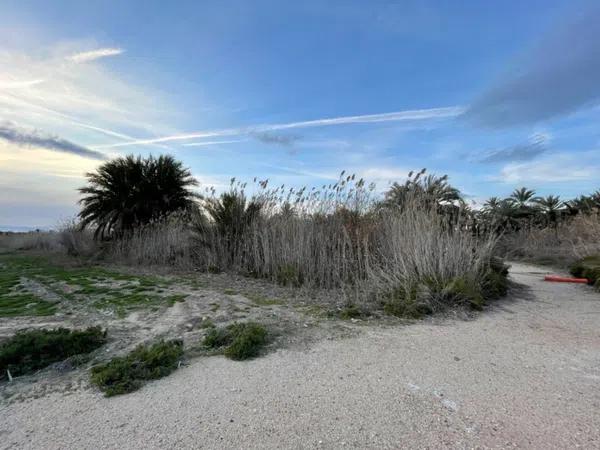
1, 0, 600, 228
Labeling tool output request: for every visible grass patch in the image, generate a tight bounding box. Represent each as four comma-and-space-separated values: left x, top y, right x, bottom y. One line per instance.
0, 254, 189, 317
223, 289, 238, 295
0, 327, 106, 380
0, 294, 58, 317
203, 322, 268, 360
245, 293, 284, 306
90, 340, 183, 397
337, 303, 367, 319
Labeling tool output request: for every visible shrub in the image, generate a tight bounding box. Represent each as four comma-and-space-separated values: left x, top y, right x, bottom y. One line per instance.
382, 284, 433, 319
570, 255, 600, 287
90, 340, 183, 397
0, 327, 106, 380
203, 322, 268, 360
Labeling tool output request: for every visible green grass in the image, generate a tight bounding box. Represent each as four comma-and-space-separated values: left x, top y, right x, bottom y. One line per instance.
90, 340, 183, 397
0, 327, 106, 380
382, 259, 509, 318
203, 322, 268, 360
0, 254, 189, 317
571, 255, 600, 287
244, 293, 284, 306
223, 289, 238, 295
0, 294, 58, 317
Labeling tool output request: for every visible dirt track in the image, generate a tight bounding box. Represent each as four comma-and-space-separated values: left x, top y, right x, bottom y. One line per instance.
1, 262, 599, 449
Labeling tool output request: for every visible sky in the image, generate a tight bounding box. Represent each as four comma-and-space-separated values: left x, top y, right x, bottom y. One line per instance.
1, 0, 600, 229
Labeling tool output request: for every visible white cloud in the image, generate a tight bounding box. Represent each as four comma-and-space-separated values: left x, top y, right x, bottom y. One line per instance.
182, 139, 247, 147
0, 42, 177, 149
492, 150, 600, 183
67, 47, 124, 63
0, 79, 45, 89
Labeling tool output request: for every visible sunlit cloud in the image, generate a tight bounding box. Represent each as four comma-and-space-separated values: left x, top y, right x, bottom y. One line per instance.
0, 79, 45, 89
67, 47, 124, 63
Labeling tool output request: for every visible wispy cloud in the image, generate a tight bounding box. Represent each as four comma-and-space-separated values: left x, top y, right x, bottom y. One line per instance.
476, 132, 549, 163
0, 79, 45, 89
0, 121, 106, 160
0, 43, 177, 147
491, 150, 600, 184
182, 139, 247, 147
466, 4, 600, 127
67, 47, 124, 63
95, 106, 464, 149
250, 131, 300, 147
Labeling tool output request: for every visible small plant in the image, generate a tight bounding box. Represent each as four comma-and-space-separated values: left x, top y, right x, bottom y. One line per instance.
571, 255, 600, 287
0, 327, 106, 380
245, 293, 284, 306
203, 322, 268, 360
382, 284, 433, 319
338, 304, 365, 319
90, 340, 183, 397
276, 264, 303, 287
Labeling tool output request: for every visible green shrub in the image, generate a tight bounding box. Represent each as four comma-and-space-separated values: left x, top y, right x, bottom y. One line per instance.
571, 255, 600, 287
338, 304, 365, 319
203, 322, 268, 360
276, 264, 303, 287
382, 259, 509, 317
0, 327, 106, 380
382, 285, 433, 319
90, 340, 183, 396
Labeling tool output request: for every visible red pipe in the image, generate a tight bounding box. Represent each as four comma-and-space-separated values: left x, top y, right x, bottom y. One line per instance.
544, 275, 589, 284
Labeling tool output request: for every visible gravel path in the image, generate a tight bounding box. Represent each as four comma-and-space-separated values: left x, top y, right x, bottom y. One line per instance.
2, 262, 600, 449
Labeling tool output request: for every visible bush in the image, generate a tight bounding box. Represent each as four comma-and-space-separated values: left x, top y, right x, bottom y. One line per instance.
571, 255, 600, 287
0, 327, 106, 380
203, 322, 268, 360
90, 340, 183, 397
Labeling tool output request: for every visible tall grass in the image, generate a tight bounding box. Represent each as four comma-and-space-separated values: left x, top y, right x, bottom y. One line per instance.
499, 213, 600, 267
4, 172, 506, 314
191, 174, 500, 312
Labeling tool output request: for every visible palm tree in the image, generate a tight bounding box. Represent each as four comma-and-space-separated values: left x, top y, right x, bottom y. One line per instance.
204, 191, 262, 240
384, 169, 462, 209
509, 187, 536, 208
533, 195, 563, 226
482, 197, 502, 212
79, 155, 198, 238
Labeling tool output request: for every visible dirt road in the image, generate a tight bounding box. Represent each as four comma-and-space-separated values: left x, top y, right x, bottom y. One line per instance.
2, 262, 599, 449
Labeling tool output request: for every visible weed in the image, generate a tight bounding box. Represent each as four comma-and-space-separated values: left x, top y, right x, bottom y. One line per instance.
276, 264, 303, 287
0, 255, 188, 318
382, 284, 432, 319
0, 294, 58, 317
0, 327, 106, 380
90, 340, 183, 397
338, 304, 365, 319
166, 294, 187, 306
571, 255, 600, 287
203, 322, 268, 360
245, 293, 284, 306
223, 289, 237, 295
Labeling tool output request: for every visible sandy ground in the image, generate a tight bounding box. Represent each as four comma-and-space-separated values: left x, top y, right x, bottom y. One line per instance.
1, 262, 599, 449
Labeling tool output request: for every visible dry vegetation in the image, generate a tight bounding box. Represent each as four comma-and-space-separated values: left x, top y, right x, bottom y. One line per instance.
3, 158, 598, 398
